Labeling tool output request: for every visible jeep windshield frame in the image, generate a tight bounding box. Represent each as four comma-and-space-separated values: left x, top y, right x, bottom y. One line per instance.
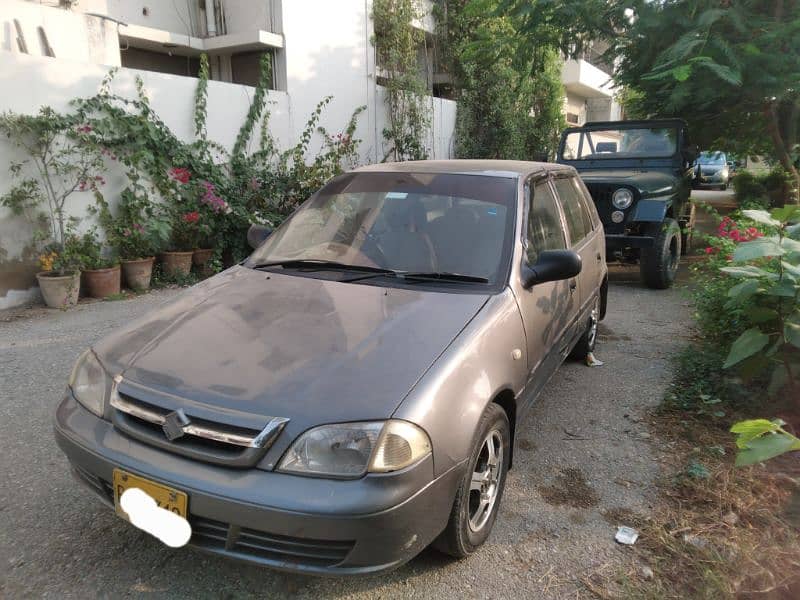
557, 119, 688, 166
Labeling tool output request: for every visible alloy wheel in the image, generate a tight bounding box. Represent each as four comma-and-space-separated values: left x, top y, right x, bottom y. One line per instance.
468, 430, 503, 533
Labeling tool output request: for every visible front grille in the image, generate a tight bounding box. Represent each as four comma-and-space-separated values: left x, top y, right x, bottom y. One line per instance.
584, 183, 631, 234
190, 517, 355, 567
109, 377, 288, 468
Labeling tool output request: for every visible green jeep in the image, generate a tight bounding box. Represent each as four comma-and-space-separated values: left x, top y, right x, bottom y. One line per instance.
556, 119, 697, 289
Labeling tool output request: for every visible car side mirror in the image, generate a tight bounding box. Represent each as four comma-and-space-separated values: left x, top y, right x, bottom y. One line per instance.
521, 250, 582, 289
247, 224, 273, 249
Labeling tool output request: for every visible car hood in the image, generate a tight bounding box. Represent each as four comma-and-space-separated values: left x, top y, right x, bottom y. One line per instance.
94, 266, 490, 431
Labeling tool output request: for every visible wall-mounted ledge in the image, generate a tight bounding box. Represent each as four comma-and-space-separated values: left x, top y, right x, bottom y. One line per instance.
119, 24, 283, 57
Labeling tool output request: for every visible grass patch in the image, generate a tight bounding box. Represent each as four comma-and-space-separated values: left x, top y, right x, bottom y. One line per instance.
615, 342, 800, 599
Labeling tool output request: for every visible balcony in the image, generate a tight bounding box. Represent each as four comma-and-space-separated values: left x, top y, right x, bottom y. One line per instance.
561, 59, 613, 98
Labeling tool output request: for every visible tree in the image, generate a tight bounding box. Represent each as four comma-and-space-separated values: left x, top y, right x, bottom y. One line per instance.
441, 0, 566, 160
491, 0, 800, 202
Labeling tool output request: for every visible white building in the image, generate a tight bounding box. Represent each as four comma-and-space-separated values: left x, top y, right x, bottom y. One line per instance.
561, 43, 621, 126
0, 0, 457, 308
0, 0, 622, 309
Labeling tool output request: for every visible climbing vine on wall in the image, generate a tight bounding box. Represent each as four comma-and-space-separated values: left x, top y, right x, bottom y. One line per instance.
371, 0, 430, 162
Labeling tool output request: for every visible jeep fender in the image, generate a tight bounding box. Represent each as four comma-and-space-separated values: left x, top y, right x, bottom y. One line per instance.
630, 199, 671, 222
392, 290, 528, 478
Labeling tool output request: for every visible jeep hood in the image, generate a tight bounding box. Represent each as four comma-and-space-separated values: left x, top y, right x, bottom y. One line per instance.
93, 266, 489, 432
577, 169, 679, 196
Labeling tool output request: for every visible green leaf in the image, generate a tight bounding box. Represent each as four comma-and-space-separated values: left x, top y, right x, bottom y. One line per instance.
730, 418, 781, 446
727, 278, 760, 300
771, 206, 800, 222
721, 265, 777, 279
741, 209, 780, 227
735, 432, 800, 466
780, 237, 800, 253
723, 328, 770, 368
768, 365, 788, 395
766, 279, 797, 297
785, 322, 800, 349
699, 60, 742, 86
732, 239, 785, 262
671, 65, 692, 82
746, 306, 778, 323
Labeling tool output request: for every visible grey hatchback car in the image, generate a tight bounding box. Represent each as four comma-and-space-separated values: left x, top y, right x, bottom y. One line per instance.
55, 160, 608, 575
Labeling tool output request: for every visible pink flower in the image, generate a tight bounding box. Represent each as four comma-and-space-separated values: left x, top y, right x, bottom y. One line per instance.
705, 247, 714, 254
169, 167, 191, 184
76, 124, 92, 133
133, 223, 144, 234
182, 211, 200, 224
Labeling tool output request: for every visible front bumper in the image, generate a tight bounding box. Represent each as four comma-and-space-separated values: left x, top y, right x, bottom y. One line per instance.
54, 394, 463, 576
604, 234, 655, 250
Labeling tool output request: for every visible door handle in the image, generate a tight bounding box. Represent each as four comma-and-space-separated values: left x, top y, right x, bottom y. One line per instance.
596, 252, 602, 261
569, 280, 577, 292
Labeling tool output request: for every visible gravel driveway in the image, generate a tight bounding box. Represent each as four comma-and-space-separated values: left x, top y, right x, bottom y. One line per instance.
0, 267, 691, 599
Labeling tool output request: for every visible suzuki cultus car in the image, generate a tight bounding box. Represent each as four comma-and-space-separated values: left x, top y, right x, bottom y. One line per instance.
55, 160, 607, 575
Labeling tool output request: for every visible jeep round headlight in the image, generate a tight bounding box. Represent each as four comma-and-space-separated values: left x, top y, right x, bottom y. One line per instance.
612, 188, 634, 209
278, 420, 432, 477
68, 349, 108, 417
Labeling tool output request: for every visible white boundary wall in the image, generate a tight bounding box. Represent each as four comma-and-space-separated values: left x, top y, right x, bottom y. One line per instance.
0, 0, 457, 309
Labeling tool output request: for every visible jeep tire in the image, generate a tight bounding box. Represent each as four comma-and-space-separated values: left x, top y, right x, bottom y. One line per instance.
639, 218, 681, 289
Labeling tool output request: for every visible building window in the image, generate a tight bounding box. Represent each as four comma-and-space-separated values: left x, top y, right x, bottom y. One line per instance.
120, 47, 200, 77
566, 112, 581, 126
231, 51, 276, 88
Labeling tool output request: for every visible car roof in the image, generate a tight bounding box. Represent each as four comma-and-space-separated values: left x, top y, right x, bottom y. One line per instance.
353, 159, 574, 179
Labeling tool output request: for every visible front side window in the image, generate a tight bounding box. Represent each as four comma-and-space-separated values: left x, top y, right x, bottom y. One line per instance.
553, 178, 591, 246
248, 172, 518, 286
526, 180, 566, 264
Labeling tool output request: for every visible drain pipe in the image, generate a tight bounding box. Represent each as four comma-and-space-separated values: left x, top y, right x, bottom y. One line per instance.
204, 0, 217, 37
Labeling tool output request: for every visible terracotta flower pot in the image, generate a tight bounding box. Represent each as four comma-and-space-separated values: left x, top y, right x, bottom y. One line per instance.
161, 251, 194, 277
82, 265, 121, 299
192, 248, 214, 277
121, 257, 155, 290
37, 271, 80, 308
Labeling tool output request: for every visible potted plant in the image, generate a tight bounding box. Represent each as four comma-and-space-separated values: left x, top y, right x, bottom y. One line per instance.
71, 228, 120, 299
0, 108, 105, 308
93, 181, 169, 291
36, 241, 82, 308
193, 179, 229, 276
162, 167, 209, 277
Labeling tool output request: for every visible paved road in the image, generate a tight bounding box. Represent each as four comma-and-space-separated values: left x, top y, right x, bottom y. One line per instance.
0, 267, 692, 599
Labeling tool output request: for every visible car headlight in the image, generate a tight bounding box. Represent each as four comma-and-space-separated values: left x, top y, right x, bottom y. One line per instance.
612, 188, 634, 210
68, 349, 108, 417
278, 420, 432, 477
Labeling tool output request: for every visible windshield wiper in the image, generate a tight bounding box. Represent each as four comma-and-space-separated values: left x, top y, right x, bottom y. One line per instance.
343, 270, 489, 284
250, 259, 396, 274
401, 271, 489, 284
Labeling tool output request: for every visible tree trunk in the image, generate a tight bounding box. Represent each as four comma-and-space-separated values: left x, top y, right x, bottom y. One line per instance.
764, 101, 800, 205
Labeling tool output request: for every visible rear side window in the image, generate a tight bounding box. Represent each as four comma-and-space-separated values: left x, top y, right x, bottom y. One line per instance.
526, 181, 566, 263
553, 177, 592, 246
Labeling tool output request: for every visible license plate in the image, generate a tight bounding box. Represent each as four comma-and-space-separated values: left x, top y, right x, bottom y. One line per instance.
113, 468, 188, 520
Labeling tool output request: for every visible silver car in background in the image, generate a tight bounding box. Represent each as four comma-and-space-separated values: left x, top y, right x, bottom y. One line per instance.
55, 160, 608, 575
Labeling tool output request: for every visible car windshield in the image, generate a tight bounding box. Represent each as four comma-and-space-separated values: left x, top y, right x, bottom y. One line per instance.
247, 171, 518, 286
697, 151, 726, 165
562, 127, 678, 159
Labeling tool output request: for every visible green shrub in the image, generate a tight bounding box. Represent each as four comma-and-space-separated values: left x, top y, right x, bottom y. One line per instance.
732, 170, 768, 209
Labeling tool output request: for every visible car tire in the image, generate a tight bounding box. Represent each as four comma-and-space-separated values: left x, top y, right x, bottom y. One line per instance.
433, 403, 510, 558
639, 218, 681, 289
569, 294, 600, 360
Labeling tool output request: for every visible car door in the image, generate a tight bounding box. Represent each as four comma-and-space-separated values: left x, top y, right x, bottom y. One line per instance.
515, 175, 580, 411
552, 174, 602, 318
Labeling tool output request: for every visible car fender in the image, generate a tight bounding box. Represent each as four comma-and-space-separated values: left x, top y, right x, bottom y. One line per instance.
392, 289, 528, 478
